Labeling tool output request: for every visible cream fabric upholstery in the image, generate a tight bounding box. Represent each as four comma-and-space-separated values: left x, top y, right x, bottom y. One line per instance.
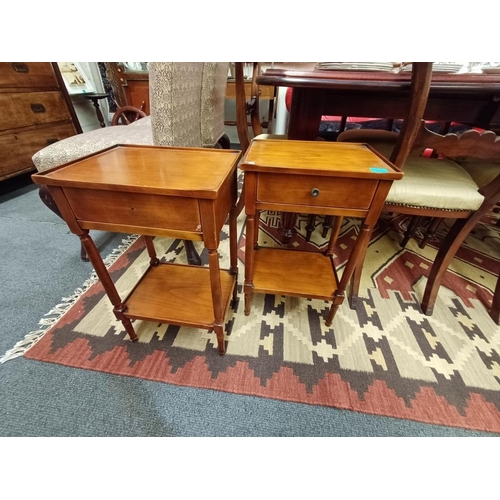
385, 156, 484, 211
337, 128, 485, 211
201, 62, 229, 147
32, 117, 153, 172
457, 160, 500, 189
149, 62, 204, 147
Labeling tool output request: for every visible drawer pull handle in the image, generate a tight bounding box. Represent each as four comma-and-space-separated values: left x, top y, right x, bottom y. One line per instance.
310, 188, 320, 197
31, 103, 46, 113
12, 63, 28, 73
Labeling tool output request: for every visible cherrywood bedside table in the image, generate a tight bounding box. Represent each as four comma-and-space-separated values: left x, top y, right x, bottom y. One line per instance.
32, 144, 242, 355
240, 139, 403, 325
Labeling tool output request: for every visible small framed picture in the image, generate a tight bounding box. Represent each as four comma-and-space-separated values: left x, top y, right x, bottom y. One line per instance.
58, 62, 95, 94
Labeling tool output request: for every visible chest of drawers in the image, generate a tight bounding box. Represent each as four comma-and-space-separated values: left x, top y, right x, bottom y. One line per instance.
0, 62, 81, 182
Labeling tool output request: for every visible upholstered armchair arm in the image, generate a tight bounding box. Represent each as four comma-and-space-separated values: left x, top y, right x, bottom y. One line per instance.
32, 117, 152, 172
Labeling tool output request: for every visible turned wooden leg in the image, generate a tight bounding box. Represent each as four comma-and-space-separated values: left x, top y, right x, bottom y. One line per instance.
229, 205, 238, 303
207, 248, 226, 355
278, 212, 298, 244
144, 236, 160, 266
326, 221, 374, 325
401, 215, 422, 248
79, 231, 138, 341
183, 240, 201, 266
322, 215, 334, 239
325, 216, 344, 256
305, 214, 316, 242
244, 213, 256, 315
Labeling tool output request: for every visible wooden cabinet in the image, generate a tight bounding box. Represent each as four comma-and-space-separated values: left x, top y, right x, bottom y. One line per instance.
104, 63, 150, 114
0, 62, 81, 182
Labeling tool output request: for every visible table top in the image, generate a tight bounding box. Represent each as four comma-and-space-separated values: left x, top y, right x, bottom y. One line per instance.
32, 144, 242, 199
240, 140, 403, 180
257, 68, 500, 93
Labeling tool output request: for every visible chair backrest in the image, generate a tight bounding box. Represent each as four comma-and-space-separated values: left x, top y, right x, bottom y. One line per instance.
235, 62, 263, 153
411, 120, 500, 162
410, 120, 500, 197
389, 62, 433, 166
149, 62, 229, 148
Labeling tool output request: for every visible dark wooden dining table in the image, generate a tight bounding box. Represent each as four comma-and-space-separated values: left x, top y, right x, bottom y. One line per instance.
257, 68, 500, 140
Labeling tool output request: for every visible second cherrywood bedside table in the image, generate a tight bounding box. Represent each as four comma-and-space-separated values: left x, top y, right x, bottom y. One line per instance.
32, 144, 242, 355
240, 139, 403, 325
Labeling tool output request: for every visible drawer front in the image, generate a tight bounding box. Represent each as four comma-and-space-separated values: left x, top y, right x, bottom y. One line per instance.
0, 62, 58, 89
0, 91, 71, 131
63, 188, 202, 233
0, 122, 76, 177
257, 173, 378, 210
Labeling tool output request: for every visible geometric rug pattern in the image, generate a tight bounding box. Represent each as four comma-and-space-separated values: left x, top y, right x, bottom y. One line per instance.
18, 208, 500, 433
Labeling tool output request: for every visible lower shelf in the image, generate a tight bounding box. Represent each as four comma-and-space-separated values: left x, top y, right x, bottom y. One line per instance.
251, 247, 338, 300
123, 263, 236, 329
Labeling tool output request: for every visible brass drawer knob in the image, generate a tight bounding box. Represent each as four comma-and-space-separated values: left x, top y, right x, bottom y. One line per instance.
310, 188, 320, 197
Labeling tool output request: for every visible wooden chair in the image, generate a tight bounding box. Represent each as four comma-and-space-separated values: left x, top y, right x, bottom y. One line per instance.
111, 105, 147, 126
337, 63, 434, 243
342, 120, 500, 321
235, 62, 283, 216
234, 62, 275, 155
416, 131, 500, 321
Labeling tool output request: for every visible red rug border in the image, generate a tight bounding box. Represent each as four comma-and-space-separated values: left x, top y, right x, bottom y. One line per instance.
24, 328, 500, 434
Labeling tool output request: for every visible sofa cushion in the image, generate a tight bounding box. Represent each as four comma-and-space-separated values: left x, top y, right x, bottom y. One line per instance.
32, 117, 153, 172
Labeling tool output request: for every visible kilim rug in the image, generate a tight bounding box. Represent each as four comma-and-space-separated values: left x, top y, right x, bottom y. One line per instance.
6, 206, 500, 433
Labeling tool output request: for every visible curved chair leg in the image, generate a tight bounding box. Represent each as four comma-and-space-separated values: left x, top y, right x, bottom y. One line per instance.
39, 185, 89, 261
421, 208, 492, 315
183, 240, 202, 266
490, 274, 500, 324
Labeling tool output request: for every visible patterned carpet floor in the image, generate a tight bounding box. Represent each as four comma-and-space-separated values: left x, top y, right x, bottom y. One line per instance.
11, 209, 500, 433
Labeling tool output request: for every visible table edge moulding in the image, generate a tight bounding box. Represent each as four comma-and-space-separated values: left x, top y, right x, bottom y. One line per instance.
31, 144, 242, 355
240, 139, 403, 325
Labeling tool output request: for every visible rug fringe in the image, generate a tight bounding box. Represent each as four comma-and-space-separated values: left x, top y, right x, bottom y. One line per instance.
0, 234, 140, 364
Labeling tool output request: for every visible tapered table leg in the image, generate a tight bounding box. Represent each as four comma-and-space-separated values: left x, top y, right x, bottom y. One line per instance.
326, 221, 374, 325
229, 205, 238, 303
244, 213, 256, 315
79, 231, 138, 342
207, 248, 226, 355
